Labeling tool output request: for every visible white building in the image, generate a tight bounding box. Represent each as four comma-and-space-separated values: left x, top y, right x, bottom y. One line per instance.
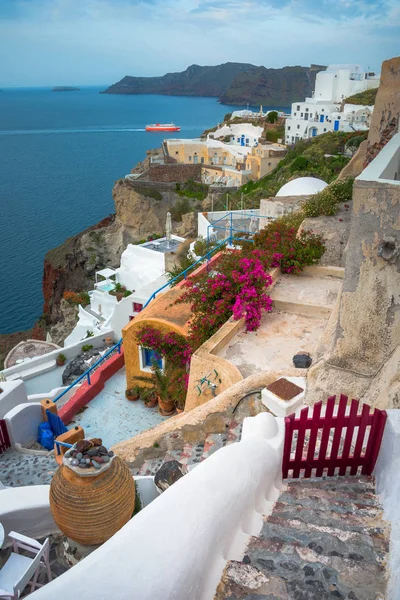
285, 64, 379, 144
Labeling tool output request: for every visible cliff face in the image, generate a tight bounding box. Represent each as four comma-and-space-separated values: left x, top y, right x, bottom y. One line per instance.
102, 63, 254, 97
103, 62, 326, 106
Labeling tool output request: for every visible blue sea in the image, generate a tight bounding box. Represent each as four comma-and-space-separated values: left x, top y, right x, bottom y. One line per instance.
0, 86, 285, 334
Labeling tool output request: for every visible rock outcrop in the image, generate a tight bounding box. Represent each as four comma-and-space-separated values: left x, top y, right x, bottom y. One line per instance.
299, 202, 352, 268
306, 56, 400, 409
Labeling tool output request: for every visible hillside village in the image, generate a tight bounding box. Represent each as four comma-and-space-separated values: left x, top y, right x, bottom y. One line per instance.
0, 57, 399, 599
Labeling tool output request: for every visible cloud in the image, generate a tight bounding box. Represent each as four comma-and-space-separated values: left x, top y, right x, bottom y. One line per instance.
0, 0, 398, 86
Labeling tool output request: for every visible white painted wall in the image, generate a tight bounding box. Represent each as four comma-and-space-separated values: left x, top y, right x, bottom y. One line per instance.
4, 402, 43, 447
374, 410, 400, 600
0, 380, 29, 418
2, 330, 115, 383
117, 244, 165, 292
0, 486, 59, 547
30, 413, 284, 600
358, 133, 400, 185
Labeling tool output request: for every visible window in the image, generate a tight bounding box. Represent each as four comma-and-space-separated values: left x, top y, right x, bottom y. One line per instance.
175, 151, 179, 155
139, 347, 163, 372
321, 108, 324, 112
297, 105, 300, 111
300, 113, 303, 117
292, 136, 295, 142
201, 157, 204, 164
305, 108, 309, 112
188, 156, 192, 161
133, 302, 143, 312
294, 113, 296, 116
323, 128, 327, 132
297, 125, 300, 129
288, 126, 291, 131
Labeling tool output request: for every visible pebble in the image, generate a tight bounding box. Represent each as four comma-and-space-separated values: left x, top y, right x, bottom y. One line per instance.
92, 456, 104, 464
93, 461, 102, 469
85, 459, 91, 464
108, 451, 114, 457
65, 450, 71, 458
102, 456, 110, 463
87, 448, 99, 456
76, 452, 83, 460
71, 459, 79, 466
98, 446, 107, 454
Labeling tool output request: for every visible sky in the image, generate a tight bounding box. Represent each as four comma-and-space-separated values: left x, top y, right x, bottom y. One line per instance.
0, 0, 399, 87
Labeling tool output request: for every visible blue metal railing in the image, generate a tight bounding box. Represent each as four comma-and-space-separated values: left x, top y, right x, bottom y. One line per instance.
207, 211, 265, 246
54, 440, 73, 455
52, 237, 228, 404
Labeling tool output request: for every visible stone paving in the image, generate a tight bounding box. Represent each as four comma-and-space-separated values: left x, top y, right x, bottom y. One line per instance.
0, 449, 56, 487
215, 475, 390, 600
131, 420, 243, 475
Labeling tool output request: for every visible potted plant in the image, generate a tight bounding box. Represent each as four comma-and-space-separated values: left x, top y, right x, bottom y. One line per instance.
133, 363, 175, 416
125, 386, 140, 401
57, 353, 66, 367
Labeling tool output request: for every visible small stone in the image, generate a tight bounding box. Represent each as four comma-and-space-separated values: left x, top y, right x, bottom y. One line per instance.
242, 555, 251, 565
92, 456, 104, 464
64, 450, 71, 458
87, 448, 99, 456
75, 440, 93, 453
293, 352, 312, 369
303, 566, 314, 577
93, 461, 102, 469
71, 459, 79, 466
108, 451, 114, 457
98, 446, 108, 454
90, 438, 102, 446
79, 459, 86, 465
155, 460, 188, 493
76, 452, 83, 460
102, 455, 110, 463
85, 459, 91, 464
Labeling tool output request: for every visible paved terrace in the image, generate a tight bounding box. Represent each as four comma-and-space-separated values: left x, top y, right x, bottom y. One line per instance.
0, 368, 167, 487
218, 270, 343, 378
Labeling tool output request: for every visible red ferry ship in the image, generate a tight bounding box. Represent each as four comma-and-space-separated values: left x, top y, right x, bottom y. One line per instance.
145, 123, 181, 132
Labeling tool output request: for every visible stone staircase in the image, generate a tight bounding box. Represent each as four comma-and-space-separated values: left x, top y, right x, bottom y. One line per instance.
215, 475, 390, 600
130, 420, 243, 476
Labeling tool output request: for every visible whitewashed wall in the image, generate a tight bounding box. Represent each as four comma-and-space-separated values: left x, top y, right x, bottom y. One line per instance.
30, 413, 284, 600
0, 380, 29, 418
374, 410, 400, 600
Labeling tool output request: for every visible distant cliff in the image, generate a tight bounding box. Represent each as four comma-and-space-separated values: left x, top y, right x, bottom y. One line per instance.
102, 62, 326, 106
52, 86, 81, 92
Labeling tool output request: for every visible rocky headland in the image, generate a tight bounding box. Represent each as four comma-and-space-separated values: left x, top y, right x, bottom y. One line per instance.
52, 86, 81, 92
102, 62, 326, 106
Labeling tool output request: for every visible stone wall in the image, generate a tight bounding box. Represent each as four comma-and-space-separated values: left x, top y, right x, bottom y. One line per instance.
306, 176, 400, 407
364, 56, 400, 167
138, 163, 202, 183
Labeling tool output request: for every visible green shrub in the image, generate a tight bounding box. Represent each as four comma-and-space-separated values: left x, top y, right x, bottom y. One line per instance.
302, 178, 354, 218
134, 186, 162, 201
266, 111, 278, 124
81, 344, 93, 352
290, 156, 310, 173
171, 197, 190, 222
224, 112, 232, 122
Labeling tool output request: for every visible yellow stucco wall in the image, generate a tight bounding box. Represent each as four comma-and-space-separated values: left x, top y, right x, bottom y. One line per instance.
122, 287, 191, 390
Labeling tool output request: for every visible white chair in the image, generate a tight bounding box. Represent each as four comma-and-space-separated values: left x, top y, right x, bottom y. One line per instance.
0, 532, 52, 599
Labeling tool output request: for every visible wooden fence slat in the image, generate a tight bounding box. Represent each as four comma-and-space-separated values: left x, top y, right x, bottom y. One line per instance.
0, 420, 11, 454
315, 396, 336, 477
338, 398, 359, 476
282, 395, 387, 481
292, 407, 309, 478
327, 394, 348, 476
362, 409, 388, 475
282, 415, 294, 479
350, 403, 371, 476
304, 402, 322, 478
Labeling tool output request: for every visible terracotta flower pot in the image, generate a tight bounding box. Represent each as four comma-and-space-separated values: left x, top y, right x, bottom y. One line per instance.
158, 397, 175, 416
125, 390, 140, 401
176, 407, 184, 414
56, 358, 66, 367
145, 394, 158, 408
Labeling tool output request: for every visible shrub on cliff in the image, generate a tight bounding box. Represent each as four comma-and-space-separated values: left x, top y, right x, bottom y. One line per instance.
63, 291, 90, 307
302, 177, 354, 218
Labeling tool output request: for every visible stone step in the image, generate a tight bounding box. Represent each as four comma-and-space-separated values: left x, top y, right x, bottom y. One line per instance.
291, 475, 376, 494
282, 479, 379, 508
271, 501, 387, 535
257, 516, 389, 564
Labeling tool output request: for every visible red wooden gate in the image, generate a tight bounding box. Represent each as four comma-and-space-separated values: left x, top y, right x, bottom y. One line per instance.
282, 395, 387, 479
0, 419, 10, 454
